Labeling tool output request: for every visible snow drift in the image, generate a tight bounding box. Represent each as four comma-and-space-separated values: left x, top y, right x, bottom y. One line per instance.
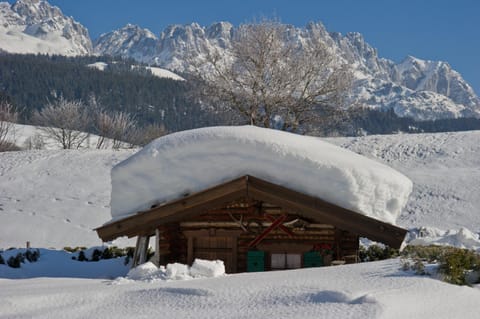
110, 126, 412, 224
125, 259, 225, 281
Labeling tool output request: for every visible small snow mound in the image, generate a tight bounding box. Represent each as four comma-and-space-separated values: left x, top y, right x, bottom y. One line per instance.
190, 259, 225, 278
125, 259, 225, 282
166, 262, 190, 280
126, 261, 160, 281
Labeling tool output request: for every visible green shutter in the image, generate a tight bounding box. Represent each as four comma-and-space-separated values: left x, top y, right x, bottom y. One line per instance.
303, 251, 323, 267
247, 250, 265, 272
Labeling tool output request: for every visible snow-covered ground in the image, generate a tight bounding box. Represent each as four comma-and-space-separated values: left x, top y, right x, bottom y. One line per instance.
1, 127, 480, 318
0, 148, 135, 248
328, 132, 480, 233
131, 65, 185, 80
146, 66, 185, 81
0, 123, 136, 248
1, 258, 479, 319
87, 62, 185, 81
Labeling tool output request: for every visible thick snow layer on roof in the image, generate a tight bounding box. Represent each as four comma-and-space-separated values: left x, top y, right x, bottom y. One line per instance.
110, 126, 412, 224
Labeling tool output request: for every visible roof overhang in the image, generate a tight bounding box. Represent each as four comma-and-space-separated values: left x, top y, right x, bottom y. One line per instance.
96, 175, 407, 248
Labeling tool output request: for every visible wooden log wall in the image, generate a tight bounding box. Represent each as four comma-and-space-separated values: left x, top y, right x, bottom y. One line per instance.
155, 199, 360, 273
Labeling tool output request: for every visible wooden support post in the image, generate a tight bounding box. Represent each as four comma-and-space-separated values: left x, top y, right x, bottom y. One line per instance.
132, 236, 141, 268
187, 237, 194, 265
132, 235, 150, 268
334, 228, 341, 259
139, 235, 150, 265
153, 228, 161, 267
232, 236, 238, 273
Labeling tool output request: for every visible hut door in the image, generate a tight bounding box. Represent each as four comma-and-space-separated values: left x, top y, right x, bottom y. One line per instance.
192, 236, 235, 273
271, 253, 302, 270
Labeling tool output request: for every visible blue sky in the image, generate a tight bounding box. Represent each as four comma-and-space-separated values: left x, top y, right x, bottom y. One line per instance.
15, 0, 480, 94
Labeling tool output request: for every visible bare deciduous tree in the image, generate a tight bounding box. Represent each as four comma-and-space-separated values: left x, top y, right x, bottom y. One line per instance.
129, 123, 167, 147
23, 134, 45, 150
33, 97, 90, 149
0, 101, 19, 151
191, 19, 352, 133
94, 110, 138, 149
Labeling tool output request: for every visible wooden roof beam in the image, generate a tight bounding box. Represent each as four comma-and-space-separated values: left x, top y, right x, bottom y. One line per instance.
96, 175, 407, 249
246, 176, 407, 248
96, 176, 248, 241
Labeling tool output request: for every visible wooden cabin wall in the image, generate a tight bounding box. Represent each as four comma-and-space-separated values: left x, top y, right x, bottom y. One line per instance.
155, 200, 360, 273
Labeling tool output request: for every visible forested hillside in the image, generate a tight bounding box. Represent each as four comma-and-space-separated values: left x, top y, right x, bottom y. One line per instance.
1, 53, 480, 136
0, 54, 219, 132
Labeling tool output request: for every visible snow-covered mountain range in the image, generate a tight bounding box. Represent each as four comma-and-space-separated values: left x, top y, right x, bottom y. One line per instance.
94, 22, 480, 121
1, 0, 479, 120
0, 0, 92, 55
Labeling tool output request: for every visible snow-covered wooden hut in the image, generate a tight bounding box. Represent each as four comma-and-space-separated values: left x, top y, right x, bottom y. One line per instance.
96, 126, 412, 272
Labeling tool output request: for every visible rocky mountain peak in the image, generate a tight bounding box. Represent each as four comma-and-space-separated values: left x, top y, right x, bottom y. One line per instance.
92, 19, 479, 120
392, 55, 478, 108
117, 23, 156, 38
93, 23, 157, 63
205, 21, 233, 39
0, 0, 92, 55
12, 0, 62, 24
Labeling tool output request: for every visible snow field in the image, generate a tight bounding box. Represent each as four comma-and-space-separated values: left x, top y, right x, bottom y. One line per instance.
1, 258, 479, 319
0, 147, 136, 248
328, 131, 480, 232
1, 127, 480, 318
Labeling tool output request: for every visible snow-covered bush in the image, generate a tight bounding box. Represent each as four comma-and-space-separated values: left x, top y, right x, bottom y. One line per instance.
70, 246, 134, 264
359, 245, 399, 262
25, 249, 40, 262
91, 249, 102, 261
401, 245, 480, 285
7, 254, 23, 268
439, 249, 480, 285
77, 251, 87, 262
4, 249, 40, 268
63, 246, 87, 253
401, 259, 426, 275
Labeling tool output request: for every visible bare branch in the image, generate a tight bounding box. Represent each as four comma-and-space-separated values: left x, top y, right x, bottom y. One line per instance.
33, 97, 90, 149
0, 101, 19, 151
190, 18, 353, 132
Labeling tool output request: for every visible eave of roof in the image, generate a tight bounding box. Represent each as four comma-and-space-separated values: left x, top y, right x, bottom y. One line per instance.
96, 175, 407, 248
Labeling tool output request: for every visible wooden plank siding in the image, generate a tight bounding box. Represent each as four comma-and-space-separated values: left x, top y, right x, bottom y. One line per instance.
155, 215, 359, 273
